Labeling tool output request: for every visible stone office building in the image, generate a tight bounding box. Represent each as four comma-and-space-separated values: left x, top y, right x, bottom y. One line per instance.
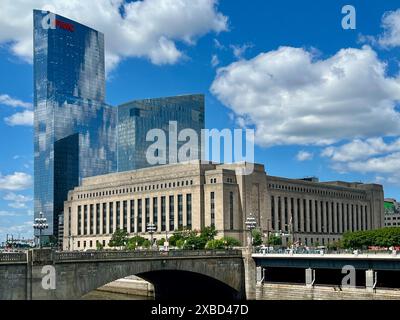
384, 198, 400, 227
62, 161, 384, 251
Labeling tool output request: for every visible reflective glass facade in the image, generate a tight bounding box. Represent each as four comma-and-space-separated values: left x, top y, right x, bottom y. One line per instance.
117, 94, 205, 171
34, 10, 116, 240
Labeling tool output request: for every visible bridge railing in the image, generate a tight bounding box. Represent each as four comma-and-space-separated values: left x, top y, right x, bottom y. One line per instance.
54, 249, 242, 261
0, 252, 26, 262
254, 247, 399, 256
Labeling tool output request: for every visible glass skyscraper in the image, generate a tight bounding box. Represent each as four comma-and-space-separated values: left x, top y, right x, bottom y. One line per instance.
33, 10, 116, 241
117, 94, 205, 172
33, 10, 205, 243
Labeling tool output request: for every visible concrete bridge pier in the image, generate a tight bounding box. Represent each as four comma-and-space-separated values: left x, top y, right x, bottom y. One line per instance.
242, 248, 256, 300
305, 268, 316, 288
366, 269, 377, 292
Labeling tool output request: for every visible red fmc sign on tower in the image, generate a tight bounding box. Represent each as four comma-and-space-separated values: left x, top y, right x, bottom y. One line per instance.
55, 19, 74, 32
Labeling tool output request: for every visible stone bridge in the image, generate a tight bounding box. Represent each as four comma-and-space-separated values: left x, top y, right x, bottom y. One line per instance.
0, 249, 252, 300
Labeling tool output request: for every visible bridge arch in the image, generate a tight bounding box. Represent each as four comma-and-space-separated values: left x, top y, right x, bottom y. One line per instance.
48, 251, 245, 300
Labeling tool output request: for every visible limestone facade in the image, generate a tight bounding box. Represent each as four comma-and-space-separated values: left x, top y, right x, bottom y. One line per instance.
63, 161, 384, 250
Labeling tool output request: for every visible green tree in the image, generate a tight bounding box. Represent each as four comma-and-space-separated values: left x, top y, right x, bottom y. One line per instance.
96, 241, 104, 251
267, 234, 282, 246
156, 238, 166, 246
142, 240, 151, 249
109, 229, 129, 247
184, 235, 207, 250
200, 226, 218, 242
223, 237, 241, 248
126, 236, 146, 250
176, 239, 185, 249
169, 228, 197, 247
252, 229, 263, 246
342, 227, 400, 249
205, 239, 225, 250
327, 240, 342, 251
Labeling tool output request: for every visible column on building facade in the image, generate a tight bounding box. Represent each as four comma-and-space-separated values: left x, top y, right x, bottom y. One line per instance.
81, 204, 85, 236
157, 196, 162, 233
93, 203, 97, 236
120, 201, 124, 231
322, 201, 327, 234
77, 205, 81, 237
127, 199, 131, 234
363, 205, 368, 230
366, 205, 371, 230
351, 203, 358, 231
113, 201, 117, 231
173, 194, 178, 232
349, 204, 353, 232
317, 201, 328, 233
149, 196, 154, 227
115, 201, 119, 231
287, 197, 292, 234
281, 197, 286, 232
98, 203, 102, 235
183, 194, 188, 228
299, 198, 305, 233
332, 202, 337, 234
107, 200, 114, 234
85, 204, 89, 236
273, 195, 279, 232
305, 198, 311, 233
343, 203, 348, 232
134, 199, 139, 235
311, 200, 316, 233
360, 205, 364, 231
328, 202, 333, 234
86, 204, 90, 236
345, 203, 349, 232
166, 195, 171, 233
104, 202, 108, 235
293, 198, 298, 233
120, 201, 123, 232
353, 204, 357, 231
142, 198, 147, 233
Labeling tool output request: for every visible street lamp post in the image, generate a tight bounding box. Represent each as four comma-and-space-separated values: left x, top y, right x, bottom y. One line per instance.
33, 212, 48, 249
147, 223, 156, 249
245, 213, 257, 251
164, 230, 169, 251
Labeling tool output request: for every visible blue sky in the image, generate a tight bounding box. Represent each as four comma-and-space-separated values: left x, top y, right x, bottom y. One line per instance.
1, 0, 400, 242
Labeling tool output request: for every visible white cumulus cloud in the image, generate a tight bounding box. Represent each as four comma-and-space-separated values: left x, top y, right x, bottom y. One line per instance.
4, 110, 34, 126
1, 93, 33, 126
211, 45, 400, 147
296, 151, 314, 161
0, 172, 33, 191
3, 192, 32, 210
321, 137, 400, 162
3, 192, 32, 202
359, 9, 400, 50
322, 137, 400, 185
0, 0, 228, 71
0, 94, 32, 108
